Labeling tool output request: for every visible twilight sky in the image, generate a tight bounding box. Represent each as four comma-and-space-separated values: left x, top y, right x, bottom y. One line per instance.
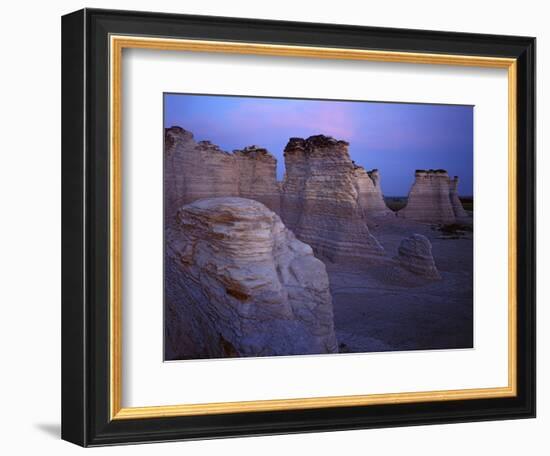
164, 94, 473, 196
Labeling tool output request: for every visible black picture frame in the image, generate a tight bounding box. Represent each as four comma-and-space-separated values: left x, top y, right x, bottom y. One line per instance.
62, 7, 536, 447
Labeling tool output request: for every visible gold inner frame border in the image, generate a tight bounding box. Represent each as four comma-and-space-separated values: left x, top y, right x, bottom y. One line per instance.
109, 35, 517, 420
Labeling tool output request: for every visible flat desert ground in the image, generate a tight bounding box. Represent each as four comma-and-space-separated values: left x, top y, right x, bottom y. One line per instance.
330, 215, 473, 353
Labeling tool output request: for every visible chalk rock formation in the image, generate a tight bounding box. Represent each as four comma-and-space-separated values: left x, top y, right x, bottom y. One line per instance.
353, 166, 392, 217
281, 135, 385, 262
234, 146, 281, 214
165, 197, 338, 359
164, 126, 280, 223
398, 170, 457, 224
450, 176, 469, 218
397, 234, 441, 279
164, 127, 239, 222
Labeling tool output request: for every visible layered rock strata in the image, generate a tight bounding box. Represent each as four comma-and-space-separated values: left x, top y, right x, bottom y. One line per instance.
281, 135, 385, 262
399, 170, 462, 224
353, 166, 392, 217
164, 127, 280, 223
165, 197, 338, 359
397, 234, 441, 279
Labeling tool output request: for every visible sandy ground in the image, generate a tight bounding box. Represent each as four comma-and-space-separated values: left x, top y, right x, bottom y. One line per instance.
326, 214, 474, 353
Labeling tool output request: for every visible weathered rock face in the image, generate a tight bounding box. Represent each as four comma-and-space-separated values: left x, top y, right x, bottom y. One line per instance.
281, 135, 385, 263
165, 127, 239, 222
353, 166, 392, 217
398, 170, 457, 224
234, 146, 281, 214
165, 197, 338, 359
164, 127, 280, 223
397, 234, 441, 279
450, 176, 468, 218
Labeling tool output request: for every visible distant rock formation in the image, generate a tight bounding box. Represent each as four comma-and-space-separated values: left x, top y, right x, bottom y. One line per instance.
353, 166, 392, 217
281, 135, 385, 262
398, 170, 467, 224
449, 176, 469, 219
397, 234, 441, 279
165, 197, 338, 359
164, 126, 280, 223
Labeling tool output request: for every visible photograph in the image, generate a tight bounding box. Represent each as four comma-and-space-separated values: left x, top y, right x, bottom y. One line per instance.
163, 94, 474, 360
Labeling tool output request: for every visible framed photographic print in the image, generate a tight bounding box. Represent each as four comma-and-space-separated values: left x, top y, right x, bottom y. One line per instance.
61, 8, 536, 447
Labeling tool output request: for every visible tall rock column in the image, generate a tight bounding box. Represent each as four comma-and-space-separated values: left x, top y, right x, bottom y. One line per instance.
398, 170, 457, 224
281, 135, 385, 262
353, 166, 392, 217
